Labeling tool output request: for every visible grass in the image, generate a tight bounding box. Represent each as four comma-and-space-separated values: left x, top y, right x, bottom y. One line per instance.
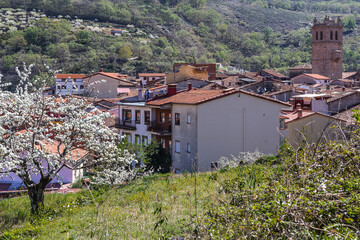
0, 169, 243, 239
2, 141, 360, 239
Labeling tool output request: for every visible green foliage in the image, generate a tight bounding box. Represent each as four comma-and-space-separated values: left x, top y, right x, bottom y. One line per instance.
143, 141, 172, 173
344, 15, 356, 31
118, 44, 133, 60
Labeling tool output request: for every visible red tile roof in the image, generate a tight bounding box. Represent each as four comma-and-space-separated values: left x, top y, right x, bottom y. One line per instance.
284, 110, 316, 123
146, 89, 291, 107
303, 74, 330, 80
84, 72, 134, 85
149, 85, 167, 91
56, 74, 85, 79
138, 73, 166, 77
342, 72, 357, 79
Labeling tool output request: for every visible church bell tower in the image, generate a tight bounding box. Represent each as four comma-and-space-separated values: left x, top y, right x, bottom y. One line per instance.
312, 16, 343, 80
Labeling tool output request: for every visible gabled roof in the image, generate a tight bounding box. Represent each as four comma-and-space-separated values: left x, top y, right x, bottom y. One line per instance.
83, 72, 134, 85
146, 89, 291, 107
261, 69, 288, 79
284, 110, 345, 123
56, 74, 85, 79
302, 74, 330, 80
342, 72, 357, 79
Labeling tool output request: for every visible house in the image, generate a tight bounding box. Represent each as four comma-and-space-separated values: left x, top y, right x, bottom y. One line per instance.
283, 104, 345, 148
289, 64, 312, 78
146, 87, 291, 172
175, 79, 214, 91
83, 69, 135, 98
111, 28, 123, 36
166, 65, 209, 84
138, 73, 166, 86
291, 73, 330, 85
55, 74, 85, 96
0, 139, 87, 190
116, 102, 153, 146
327, 90, 360, 114
260, 69, 289, 81
172, 63, 217, 80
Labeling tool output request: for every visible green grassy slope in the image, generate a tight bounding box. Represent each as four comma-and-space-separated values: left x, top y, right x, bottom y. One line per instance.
2, 143, 360, 239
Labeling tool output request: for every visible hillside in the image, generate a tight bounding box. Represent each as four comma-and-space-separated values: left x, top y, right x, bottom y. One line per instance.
0, 0, 360, 86
1, 140, 360, 239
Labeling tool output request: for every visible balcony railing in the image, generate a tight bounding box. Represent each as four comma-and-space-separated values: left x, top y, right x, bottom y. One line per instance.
147, 121, 171, 135
115, 119, 137, 130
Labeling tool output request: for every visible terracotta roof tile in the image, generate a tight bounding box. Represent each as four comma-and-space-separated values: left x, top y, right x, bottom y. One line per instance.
138, 73, 166, 77
303, 74, 330, 80
146, 89, 291, 107
342, 72, 357, 79
56, 74, 85, 79
261, 69, 288, 79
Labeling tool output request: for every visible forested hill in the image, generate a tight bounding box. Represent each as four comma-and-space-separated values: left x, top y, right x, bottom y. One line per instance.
0, 0, 360, 85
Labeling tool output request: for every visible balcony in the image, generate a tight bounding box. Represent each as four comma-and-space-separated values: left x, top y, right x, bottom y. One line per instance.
115, 119, 137, 130
147, 121, 171, 136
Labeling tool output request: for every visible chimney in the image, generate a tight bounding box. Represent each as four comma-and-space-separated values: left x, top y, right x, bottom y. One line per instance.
138, 89, 143, 101
188, 83, 192, 91
296, 103, 302, 118
168, 84, 177, 96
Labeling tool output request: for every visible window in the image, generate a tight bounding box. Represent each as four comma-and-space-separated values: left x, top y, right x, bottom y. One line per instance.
320, 31, 323, 40
142, 135, 148, 145
135, 134, 141, 144
335, 31, 338, 40
57, 85, 61, 90
175, 113, 180, 125
144, 111, 150, 124
80, 85, 84, 89
135, 110, 141, 124
169, 140, 172, 152
316, 31, 318, 40
175, 141, 180, 153
160, 112, 166, 123
187, 143, 191, 153
61, 85, 67, 89
169, 113, 172, 123
330, 31, 333, 40
122, 109, 132, 121
187, 114, 191, 124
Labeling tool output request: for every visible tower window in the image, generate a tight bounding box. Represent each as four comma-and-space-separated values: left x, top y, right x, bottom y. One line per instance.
320, 31, 323, 40
330, 31, 333, 40
335, 31, 338, 40
316, 31, 318, 40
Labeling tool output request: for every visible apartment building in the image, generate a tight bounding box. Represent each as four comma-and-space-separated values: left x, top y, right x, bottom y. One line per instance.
147, 86, 291, 172
55, 74, 85, 95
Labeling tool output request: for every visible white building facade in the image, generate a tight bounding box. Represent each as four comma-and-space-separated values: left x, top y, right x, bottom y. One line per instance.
116, 102, 153, 145
55, 74, 85, 96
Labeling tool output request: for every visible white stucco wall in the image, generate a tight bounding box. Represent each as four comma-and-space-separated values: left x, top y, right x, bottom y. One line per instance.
84, 75, 133, 98
196, 93, 287, 171
118, 104, 152, 145
55, 78, 84, 95
171, 104, 198, 172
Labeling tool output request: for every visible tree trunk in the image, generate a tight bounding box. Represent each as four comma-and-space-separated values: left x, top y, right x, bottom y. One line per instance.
27, 183, 46, 214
